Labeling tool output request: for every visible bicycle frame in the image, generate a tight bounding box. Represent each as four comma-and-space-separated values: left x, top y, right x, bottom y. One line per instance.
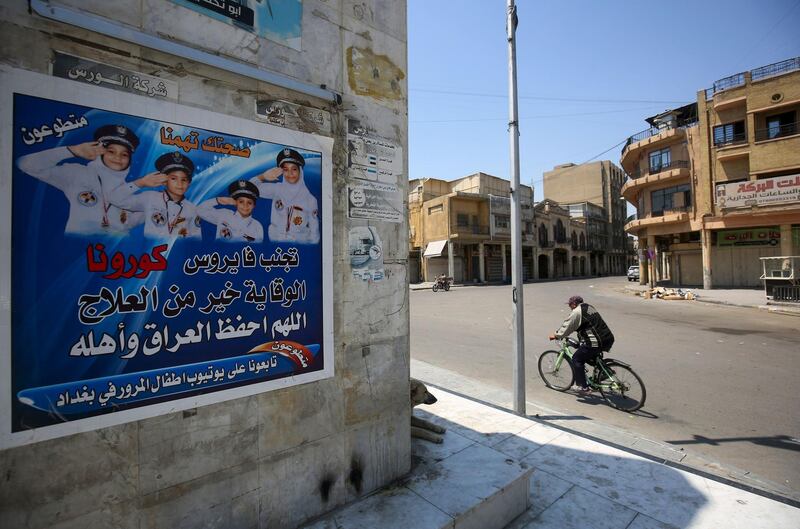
554, 338, 619, 391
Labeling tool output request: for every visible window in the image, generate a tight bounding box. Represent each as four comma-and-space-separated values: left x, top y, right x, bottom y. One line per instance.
538, 224, 549, 246
766, 111, 796, 139
495, 215, 510, 229
456, 213, 469, 226
649, 148, 671, 174
427, 204, 443, 215
579, 232, 586, 249
713, 120, 745, 146
651, 184, 691, 216
555, 219, 566, 242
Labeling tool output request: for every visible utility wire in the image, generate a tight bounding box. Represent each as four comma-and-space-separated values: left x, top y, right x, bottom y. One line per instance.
411, 87, 688, 105
410, 105, 665, 124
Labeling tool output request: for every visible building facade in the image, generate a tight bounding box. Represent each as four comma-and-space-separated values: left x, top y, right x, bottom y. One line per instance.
621, 57, 800, 289
534, 200, 589, 279
409, 175, 590, 283
409, 173, 536, 283
543, 160, 630, 275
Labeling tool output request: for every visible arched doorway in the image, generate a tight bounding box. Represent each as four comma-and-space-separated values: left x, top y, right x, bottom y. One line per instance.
572, 256, 578, 276
580, 256, 586, 276
538, 254, 549, 279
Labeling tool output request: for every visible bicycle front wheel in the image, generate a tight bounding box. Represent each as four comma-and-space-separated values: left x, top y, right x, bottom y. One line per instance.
538, 350, 574, 391
598, 362, 646, 412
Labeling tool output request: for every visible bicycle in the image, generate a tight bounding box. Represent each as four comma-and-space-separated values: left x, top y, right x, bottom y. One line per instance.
538, 337, 646, 412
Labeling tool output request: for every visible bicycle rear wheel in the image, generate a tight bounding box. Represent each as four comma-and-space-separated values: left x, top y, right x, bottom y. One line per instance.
538, 350, 574, 391
598, 361, 646, 412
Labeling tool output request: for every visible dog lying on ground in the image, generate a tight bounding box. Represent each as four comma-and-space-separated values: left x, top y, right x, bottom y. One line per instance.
410, 378, 446, 444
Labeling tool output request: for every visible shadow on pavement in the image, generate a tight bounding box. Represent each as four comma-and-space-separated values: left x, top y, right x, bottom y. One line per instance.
666, 434, 800, 452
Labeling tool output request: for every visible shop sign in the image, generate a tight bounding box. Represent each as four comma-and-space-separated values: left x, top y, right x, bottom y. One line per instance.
717, 227, 780, 247
715, 174, 800, 209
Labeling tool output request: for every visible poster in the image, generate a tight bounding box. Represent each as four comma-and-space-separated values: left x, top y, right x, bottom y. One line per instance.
0, 68, 333, 447
347, 181, 403, 223
348, 227, 384, 281
170, 0, 303, 50
347, 120, 402, 184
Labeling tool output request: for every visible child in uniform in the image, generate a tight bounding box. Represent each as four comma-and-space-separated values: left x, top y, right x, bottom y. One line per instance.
16, 124, 143, 235
109, 151, 201, 239
197, 180, 264, 243
250, 148, 319, 244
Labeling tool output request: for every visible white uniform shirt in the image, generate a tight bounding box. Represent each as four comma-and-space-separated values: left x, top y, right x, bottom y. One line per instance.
110, 183, 201, 239
16, 146, 143, 235
197, 198, 264, 243
250, 170, 319, 244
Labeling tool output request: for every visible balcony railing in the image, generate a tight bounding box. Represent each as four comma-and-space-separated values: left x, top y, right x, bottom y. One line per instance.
623, 118, 699, 153
712, 72, 745, 93
539, 240, 554, 248
451, 224, 489, 236
714, 132, 747, 147
755, 121, 799, 142
649, 206, 691, 218
628, 159, 690, 180
705, 57, 800, 99
751, 57, 800, 82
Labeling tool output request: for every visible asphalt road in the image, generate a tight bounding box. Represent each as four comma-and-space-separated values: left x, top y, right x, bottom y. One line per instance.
410, 276, 800, 497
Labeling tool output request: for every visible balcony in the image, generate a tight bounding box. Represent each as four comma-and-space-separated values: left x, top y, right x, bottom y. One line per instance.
620, 120, 697, 168
450, 224, 489, 238
621, 160, 691, 201
755, 121, 799, 142
624, 207, 691, 233
714, 132, 747, 148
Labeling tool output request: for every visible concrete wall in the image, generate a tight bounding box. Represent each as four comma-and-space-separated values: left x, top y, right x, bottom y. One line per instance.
0, 1, 409, 528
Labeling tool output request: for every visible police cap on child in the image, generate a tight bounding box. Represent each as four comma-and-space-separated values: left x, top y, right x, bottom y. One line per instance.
276, 148, 305, 167
155, 151, 195, 179
93, 124, 140, 152
228, 180, 259, 201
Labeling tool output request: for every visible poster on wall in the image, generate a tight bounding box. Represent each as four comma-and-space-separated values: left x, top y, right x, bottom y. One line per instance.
0, 68, 333, 447
170, 0, 303, 50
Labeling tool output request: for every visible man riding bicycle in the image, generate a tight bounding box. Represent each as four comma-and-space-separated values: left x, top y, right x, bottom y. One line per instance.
548, 295, 615, 394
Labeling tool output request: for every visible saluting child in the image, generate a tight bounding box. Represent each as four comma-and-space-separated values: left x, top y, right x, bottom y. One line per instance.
250, 148, 319, 244
197, 180, 264, 243
16, 124, 143, 235
109, 151, 201, 239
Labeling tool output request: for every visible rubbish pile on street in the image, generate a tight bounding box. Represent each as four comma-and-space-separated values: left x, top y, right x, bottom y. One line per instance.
641, 287, 696, 300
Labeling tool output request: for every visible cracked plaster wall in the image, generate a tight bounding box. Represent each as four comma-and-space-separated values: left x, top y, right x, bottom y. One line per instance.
0, 1, 409, 528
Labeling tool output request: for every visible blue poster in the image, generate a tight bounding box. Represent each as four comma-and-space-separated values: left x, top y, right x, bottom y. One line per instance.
10, 92, 328, 433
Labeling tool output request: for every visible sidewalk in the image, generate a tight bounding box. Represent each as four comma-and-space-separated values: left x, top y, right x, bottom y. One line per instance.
622, 284, 800, 316
421, 387, 800, 529
307, 384, 800, 529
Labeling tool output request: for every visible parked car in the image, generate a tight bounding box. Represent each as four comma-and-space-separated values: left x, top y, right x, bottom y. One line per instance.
627, 265, 640, 282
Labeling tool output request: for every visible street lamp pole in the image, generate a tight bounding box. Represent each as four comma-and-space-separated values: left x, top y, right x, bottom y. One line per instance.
507, 0, 526, 415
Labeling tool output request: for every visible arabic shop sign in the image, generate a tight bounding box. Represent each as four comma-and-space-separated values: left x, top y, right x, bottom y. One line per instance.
0, 67, 333, 448
52, 52, 178, 100
717, 227, 780, 247
715, 174, 800, 209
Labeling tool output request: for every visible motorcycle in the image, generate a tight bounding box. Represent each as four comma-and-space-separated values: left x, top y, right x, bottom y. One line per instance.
432, 275, 452, 292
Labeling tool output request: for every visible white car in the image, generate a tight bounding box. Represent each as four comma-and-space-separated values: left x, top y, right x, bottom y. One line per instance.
627, 265, 640, 282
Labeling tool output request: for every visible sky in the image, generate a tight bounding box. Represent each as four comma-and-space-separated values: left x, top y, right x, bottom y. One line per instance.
407, 0, 800, 205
